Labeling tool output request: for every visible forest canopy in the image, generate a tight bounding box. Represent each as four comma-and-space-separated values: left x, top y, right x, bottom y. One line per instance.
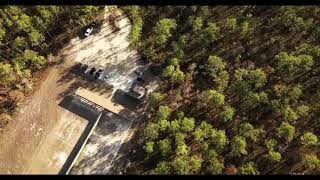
123, 5, 320, 175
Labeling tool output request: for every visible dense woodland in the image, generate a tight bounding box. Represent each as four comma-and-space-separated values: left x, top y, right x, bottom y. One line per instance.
0, 6, 103, 132
123, 6, 320, 174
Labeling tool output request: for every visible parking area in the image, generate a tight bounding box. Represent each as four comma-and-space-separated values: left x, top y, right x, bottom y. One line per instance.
0, 7, 160, 174
72, 13, 141, 92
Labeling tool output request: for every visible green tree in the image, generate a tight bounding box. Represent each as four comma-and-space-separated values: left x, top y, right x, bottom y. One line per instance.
130, 16, 143, 48
300, 154, 320, 171
159, 138, 172, 157
207, 157, 224, 174
212, 70, 230, 91
158, 119, 170, 132
240, 21, 249, 35
238, 123, 264, 142
0, 63, 15, 83
189, 154, 203, 174
151, 161, 171, 175
16, 14, 33, 33
162, 65, 175, 78
169, 58, 179, 66
230, 136, 247, 157
204, 55, 226, 78
282, 106, 298, 123
190, 16, 203, 32
199, 90, 225, 107
154, 18, 177, 46
156, 105, 171, 121
231, 80, 252, 97
169, 120, 180, 133
23, 49, 46, 69
144, 122, 159, 140
220, 106, 236, 123
193, 121, 212, 141
28, 29, 45, 48
172, 156, 190, 175
264, 138, 277, 151
201, 22, 220, 44
226, 17, 237, 31
176, 143, 189, 156
12, 36, 27, 52
180, 117, 195, 132
71, 6, 99, 25
300, 132, 318, 146
277, 122, 296, 142
171, 67, 185, 83
144, 141, 155, 154
238, 161, 260, 175
210, 129, 229, 152
296, 105, 309, 117
245, 92, 269, 109
175, 132, 186, 146
247, 69, 267, 88
274, 52, 314, 76
148, 92, 164, 107
266, 150, 282, 163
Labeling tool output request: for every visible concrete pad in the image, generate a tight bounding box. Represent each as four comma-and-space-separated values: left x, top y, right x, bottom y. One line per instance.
23, 107, 88, 174
69, 112, 132, 174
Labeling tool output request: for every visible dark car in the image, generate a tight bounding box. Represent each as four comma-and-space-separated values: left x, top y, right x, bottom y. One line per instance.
137, 76, 146, 83
81, 64, 89, 73
150, 64, 161, 75
73, 63, 82, 72
141, 55, 148, 63
89, 67, 96, 75
90, 21, 97, 27
95, 69, 103, 79
134, 69, 142, 76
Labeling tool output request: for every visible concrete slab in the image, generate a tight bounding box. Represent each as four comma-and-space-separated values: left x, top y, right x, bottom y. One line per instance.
69, 112, 132, 174
23, 107, 88, 174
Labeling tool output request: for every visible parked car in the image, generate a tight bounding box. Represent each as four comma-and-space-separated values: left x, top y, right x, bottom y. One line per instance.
137, 76, 146, 83
141, 55, 148, 63
81, 64, 89, 73
104, 73, 110, 80
89, 67, 96, 75
90, 21, 97, 26
95, 69, 103, 79
84, 26, 94, 37
126, 83, 146, 100
134, 69, 142, 76
73, 63, 82, 72
84, 21, 96, 37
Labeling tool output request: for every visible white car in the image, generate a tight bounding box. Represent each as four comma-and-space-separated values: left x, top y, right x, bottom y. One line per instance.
84, 26, 94, 37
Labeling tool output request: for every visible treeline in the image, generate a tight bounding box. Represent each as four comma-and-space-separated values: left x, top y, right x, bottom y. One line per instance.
0, 6, 102, 131
122, 6, 320, 174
